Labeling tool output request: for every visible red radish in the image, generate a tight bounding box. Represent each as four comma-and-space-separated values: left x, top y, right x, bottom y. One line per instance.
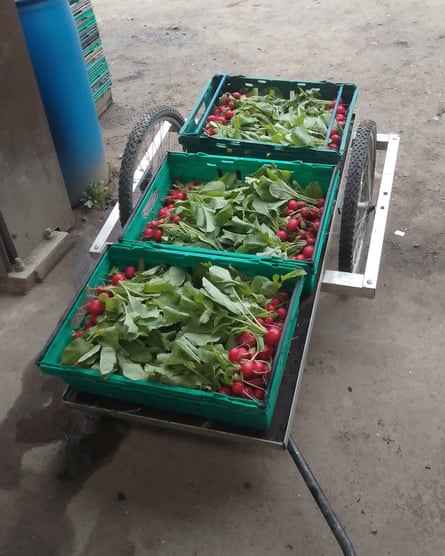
288, 199, 298, 211
312, 220, 320, 233
152, 228, 163, 242
330, 133, 341, 144
205, 128, 216, 136
257, 349, 273, 362
231, 381, 245, 396
207, 115, 218, 122
87, 298, 105, 316
266, 303, 276, 312
270, 297, 281, 307
111, 273, 126, 286
237, 331, 256, 347
218, 386, 231, 395
144, 227, 154, 239
240, 361, 255, 380
278, 291, 289, 302
265, 326, 281, 346
240, 386, 254, 399
225, 110, 234, 119
302, 245, 314, 259
293, 254, 306, 261
336, 105, 346, 115
301, 207, 311, 219
317, 198, 325, 208
276, 230, 288, 242
228, 347, 243, 363
172, 215, 181, 223
125, 266, 137, 279
159, 207, 171, 218
232, 91, 241, 99
98, 290, 112, 298
253, 388, 265, 401
264, 316, 275, 326
73, 330, 84, 338
276, 307, 287, 320
287, 218, 299, 232
97, 286, 112, 296
253, 360, 269, 374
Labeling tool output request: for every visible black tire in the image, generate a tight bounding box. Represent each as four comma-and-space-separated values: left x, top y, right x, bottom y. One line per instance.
338, 120, 377, 273
118, 105, 185, 227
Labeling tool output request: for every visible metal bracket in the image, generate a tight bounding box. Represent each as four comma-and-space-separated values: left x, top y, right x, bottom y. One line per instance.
321, 133, 400, 298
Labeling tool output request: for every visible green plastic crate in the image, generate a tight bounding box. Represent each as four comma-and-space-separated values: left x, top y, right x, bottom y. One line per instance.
179, 74, 358, 164
38, 244, 304, 430
120, 152, 340, 292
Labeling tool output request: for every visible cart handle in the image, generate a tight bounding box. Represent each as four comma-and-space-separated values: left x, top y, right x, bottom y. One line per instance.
287, 435, 357, 556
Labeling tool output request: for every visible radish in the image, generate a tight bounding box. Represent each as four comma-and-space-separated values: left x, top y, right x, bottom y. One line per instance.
287, 218, 299, 232
302, 245, 314, 259
218, 386, 231, 395
240, 361, 254, 380
253, 388, 265, 401
231, 381, 245, 396
240, 386, 255, 399
229, 347, 248, 363
152, 229, 163, 242
237, 331, 256, 348
265, 326, 281, 346
124, 266, 137, 279
276, 307, 287, 320
111, 273, 126, 286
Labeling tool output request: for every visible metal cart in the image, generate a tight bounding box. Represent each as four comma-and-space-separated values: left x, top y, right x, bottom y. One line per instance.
67, 107, 400, 555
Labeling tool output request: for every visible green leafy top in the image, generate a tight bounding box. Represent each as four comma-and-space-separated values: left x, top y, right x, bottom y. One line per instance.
62, 263, 304, 394
158, 165, 323, 257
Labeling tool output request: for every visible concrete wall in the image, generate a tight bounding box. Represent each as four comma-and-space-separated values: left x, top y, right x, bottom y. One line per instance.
0, 0, 74, 263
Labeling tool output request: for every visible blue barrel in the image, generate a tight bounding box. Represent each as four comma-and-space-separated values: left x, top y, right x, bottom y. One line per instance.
15, 0, 108, 206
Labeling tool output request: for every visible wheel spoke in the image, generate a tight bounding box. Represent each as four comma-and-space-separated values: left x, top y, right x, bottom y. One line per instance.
118, 106, 185, 226
133, 121, 172, 189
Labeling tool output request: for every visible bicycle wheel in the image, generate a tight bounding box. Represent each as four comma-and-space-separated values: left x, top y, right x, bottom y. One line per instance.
118, 105, 185, 226
338, 120, 377, 273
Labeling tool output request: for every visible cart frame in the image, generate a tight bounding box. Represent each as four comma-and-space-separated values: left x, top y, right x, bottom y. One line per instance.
64, 132, 400, 555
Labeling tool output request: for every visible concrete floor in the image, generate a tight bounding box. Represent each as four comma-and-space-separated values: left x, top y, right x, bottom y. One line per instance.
1, 0, 445, 554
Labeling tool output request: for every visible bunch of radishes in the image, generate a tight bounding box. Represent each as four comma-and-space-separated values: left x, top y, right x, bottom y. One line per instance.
73, 266, 137, 337
219, 291, 289, 402
142, 183, 191, 241
276, 197, 325, 261
203, 91, 243, 136
327, 98, 348, 150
